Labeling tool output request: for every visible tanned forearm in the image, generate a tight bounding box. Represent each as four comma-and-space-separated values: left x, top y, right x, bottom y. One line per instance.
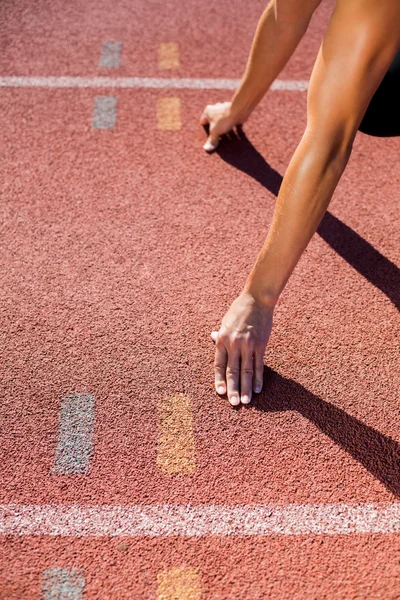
242, 0, 400, 308
243, 131, 352, 306
230, 0, 322, 122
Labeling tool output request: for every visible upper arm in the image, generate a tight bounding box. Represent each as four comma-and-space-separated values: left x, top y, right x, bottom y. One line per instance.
306, 0, 400, 152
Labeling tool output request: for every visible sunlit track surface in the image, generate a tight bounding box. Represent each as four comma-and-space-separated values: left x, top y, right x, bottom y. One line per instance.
1, 0, 399, 597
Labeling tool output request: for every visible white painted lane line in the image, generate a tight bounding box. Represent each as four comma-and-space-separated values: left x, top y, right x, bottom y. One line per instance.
41, 568, 84, 600
99, 41, 123, 68
1, 504, 400, 537
0, 76, 309, 91
92, 96, 117, 129
53, 394, 95, 475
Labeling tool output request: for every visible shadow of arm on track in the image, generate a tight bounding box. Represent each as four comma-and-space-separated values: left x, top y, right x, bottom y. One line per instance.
213, 128, 399, 309
251, 366, 400, 497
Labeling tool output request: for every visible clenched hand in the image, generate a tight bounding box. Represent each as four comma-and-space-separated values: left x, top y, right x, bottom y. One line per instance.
200, 101, 245, 152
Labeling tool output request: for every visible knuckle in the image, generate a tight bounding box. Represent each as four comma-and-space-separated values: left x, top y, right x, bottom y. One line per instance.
230, 332, 240, 346
226, 366, 240, 377
232, 331, 254, 347
217, 329, 228, 344
214, 363, 226, 371
241, 367, 254, 375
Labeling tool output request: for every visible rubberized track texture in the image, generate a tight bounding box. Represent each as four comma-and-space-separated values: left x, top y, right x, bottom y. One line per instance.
0, 0, 399, 598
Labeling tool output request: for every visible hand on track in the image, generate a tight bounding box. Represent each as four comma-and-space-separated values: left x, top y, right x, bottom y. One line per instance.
211, 291, 274, 406
200, 101, 242, 152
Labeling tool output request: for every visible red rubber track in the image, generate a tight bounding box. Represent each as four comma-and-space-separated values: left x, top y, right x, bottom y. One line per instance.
1, 0, 400, 598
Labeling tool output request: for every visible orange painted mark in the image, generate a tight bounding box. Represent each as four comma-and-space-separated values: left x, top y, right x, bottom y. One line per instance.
157, 394, 195, 474
157, 566, 201, 600
158, 42, 180, 70
156, 98, 182, 131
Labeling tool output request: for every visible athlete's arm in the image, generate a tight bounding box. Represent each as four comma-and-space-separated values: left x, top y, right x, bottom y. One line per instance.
201, 0, 322, 150
213, 0, 400, 406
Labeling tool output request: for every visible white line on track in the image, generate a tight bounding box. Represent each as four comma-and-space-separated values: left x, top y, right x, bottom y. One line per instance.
1, 503, 400, 537
0, 76, 309, 91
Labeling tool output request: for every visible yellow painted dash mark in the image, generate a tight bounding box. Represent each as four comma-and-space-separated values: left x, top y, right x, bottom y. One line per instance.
157, 97, 182, 131
157, 393, 196, 475
157, 567, 201, 600
158, 42, 180, 70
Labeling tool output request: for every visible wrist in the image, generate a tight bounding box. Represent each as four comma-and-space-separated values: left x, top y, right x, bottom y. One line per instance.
230, 72, 269, 124
229, 103, 252, 125
242, 280, 279, 309
230, 88, 256, 124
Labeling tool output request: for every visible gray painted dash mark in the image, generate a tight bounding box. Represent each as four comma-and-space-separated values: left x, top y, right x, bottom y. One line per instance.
42, 568, 84, 600
99, 41, 122, 68
92, 96, 117, 129
53, 393, 95, 475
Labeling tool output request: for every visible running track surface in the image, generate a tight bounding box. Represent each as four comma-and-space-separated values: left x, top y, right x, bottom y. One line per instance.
1, 0, 399, 598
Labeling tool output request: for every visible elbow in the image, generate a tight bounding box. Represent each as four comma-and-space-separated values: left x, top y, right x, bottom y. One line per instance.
293, 129, 354, 193
303, 125, 355, 173
326, 136, 354, 176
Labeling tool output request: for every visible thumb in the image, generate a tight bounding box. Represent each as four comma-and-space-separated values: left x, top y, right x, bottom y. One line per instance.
210, 330, 219, 343
203, 134, 219, 153
203, 123, 220, 152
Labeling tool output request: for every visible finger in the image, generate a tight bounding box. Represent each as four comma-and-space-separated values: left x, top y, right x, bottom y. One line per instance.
214, 341, 228, 396
226, 348, 241, 406
228, 129, 239, 141
200, 112, 209, 125
226, 128, 237, 140
203, 135, 219, 153
210, 330, 218, 343
253, 350, 264, 394
240, 351, 254, 405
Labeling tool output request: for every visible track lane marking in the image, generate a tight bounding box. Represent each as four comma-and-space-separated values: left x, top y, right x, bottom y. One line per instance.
2, 504, 400, 536
156, 98, 182, 131
0, 76, 308, 90
158, 43, 180, 70
157, 393, 195, 473
157, 566, 201, 600
41, 568, 85, 600
99, 42, 123, 68
92, 96, 118, 129
53, 393, 95, 475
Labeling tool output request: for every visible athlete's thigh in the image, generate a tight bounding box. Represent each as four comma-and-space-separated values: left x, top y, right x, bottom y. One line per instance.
359, 47, 400, 137
306, 0, 400, 146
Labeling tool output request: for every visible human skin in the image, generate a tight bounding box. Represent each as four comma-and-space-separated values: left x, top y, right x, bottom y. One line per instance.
201, 0, 400, 406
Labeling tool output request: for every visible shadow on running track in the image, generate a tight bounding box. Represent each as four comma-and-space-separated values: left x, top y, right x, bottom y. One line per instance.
211, 126, 399, 310
250, 366, 400, 498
